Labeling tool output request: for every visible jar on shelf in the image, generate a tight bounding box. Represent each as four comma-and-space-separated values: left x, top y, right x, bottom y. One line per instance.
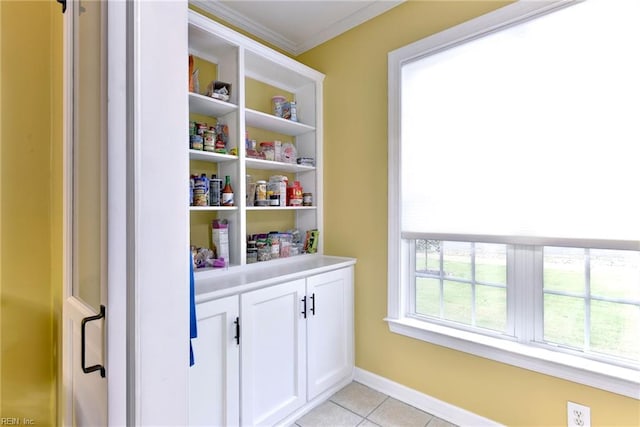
259, 142, 275, 161
190, 135, 203, 150
247, 248, 257, 263
269, 175, 287, 207
256, 240, 270, 262
269, 233, 280, 259
287, 181, 303, 207
203, 129, 216, 152
255, 180, 268, 206
246, 240, 257, 264
272, 95, 286, 117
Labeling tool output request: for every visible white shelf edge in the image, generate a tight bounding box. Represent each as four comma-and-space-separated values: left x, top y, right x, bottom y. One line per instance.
190, 206, 239, 212
193, 253, 327, 280
189, 149, 238, 163
245, 108, 315, 136
245, 158, 315, 173
189, 92, 238, 117
193, 264, 240, 275
246, 206, 316, 211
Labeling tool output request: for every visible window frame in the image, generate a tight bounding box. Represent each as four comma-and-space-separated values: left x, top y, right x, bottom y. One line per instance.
409, 240, 513, 337
387, 0, 640, 399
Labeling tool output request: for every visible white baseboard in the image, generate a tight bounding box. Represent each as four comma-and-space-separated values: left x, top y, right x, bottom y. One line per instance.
354, 367, 504, 427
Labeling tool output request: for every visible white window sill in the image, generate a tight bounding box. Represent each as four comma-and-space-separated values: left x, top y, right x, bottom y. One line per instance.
385, 316, 640, 400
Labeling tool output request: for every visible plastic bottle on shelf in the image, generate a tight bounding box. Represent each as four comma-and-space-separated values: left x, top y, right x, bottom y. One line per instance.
222, 175, 234, 206
289, 101, 297, 122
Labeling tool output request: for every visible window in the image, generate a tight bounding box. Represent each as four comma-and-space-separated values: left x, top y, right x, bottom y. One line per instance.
541, 247, 640, 363
388, 0, 640, 399
412, 241, 509, 335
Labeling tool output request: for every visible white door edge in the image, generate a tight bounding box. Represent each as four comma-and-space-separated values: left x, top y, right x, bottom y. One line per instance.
129, 1, 190, 424
106, 0, 129, 424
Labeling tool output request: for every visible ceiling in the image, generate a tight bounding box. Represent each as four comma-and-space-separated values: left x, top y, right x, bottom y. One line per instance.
190, 0, 405, 56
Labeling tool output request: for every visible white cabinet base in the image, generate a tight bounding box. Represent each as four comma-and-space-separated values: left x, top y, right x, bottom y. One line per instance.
307, 267, 354, 400
240, 279, 307, 426
190, 260, 355, 427
189, 295, 240, 426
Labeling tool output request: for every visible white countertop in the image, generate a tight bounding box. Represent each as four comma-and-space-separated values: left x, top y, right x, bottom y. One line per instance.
194, 254, 356, 303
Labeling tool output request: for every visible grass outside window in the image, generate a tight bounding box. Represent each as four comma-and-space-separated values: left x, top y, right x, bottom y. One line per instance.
412, 240, 640, 366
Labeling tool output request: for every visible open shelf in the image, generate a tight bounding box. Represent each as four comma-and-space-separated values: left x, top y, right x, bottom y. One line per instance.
245, 108, 315, 136
189, 149, 237, 163
246, 206, 317, 211
189, 9, 323, 270
189, 206, 239, 212
245, 158, 315, 173
189, 92, 238, 117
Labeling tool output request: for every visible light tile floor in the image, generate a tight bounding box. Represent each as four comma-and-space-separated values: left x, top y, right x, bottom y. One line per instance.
295, 382, 458, 427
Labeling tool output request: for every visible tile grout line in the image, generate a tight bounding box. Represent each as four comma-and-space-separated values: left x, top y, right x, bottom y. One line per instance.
365, 394, 390, 419
329, 392, 390, 424
299, 382, 454, 427
327, 397, 369, 421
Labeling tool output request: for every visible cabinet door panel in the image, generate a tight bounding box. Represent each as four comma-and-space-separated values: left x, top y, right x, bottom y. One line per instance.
307, 267, 354, 399
241, 279, 307, 426
189, 296, 240, 426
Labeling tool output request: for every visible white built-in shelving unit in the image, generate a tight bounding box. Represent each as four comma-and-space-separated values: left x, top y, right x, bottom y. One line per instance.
188, 10, 324, 277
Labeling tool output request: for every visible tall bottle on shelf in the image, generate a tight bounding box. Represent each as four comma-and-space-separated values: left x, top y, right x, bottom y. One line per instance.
222, 175, 234, 206
209, 174, 222, 206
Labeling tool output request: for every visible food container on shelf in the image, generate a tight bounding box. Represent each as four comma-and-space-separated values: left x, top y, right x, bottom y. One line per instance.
272, 95, 287, 117
255, 180, 267, 206
259, 142, 275, 161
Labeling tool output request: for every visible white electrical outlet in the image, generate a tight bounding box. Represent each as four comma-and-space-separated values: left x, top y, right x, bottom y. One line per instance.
567, 401, 591, 427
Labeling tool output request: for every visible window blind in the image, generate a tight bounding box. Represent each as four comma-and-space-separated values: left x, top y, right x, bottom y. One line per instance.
399, 0, 640, 247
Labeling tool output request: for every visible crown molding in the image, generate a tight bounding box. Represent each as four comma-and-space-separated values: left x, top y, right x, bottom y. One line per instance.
190, 0, 404, 56
295, 1, 403, 54
190, 0, 299, 54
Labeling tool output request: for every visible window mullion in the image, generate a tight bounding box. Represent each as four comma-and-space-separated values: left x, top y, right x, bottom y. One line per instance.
512, 245, 541, 343
506, 245, 517, 337
407, 239, 417, 315
584, 248, 591, 352
532, 246, 544, 344
471, 242, 477, 327
439, 243, 444, 319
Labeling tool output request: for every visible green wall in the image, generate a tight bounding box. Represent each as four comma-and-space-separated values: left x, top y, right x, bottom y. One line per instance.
298, 1, 640, 426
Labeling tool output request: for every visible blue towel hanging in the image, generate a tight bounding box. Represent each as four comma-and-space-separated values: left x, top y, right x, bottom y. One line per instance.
190, 254, 198, 366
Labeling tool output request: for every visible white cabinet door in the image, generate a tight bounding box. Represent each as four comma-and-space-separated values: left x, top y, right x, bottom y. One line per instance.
240, 279, 307, 426
306, 267, 354, 400
189, 295, 240, 426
